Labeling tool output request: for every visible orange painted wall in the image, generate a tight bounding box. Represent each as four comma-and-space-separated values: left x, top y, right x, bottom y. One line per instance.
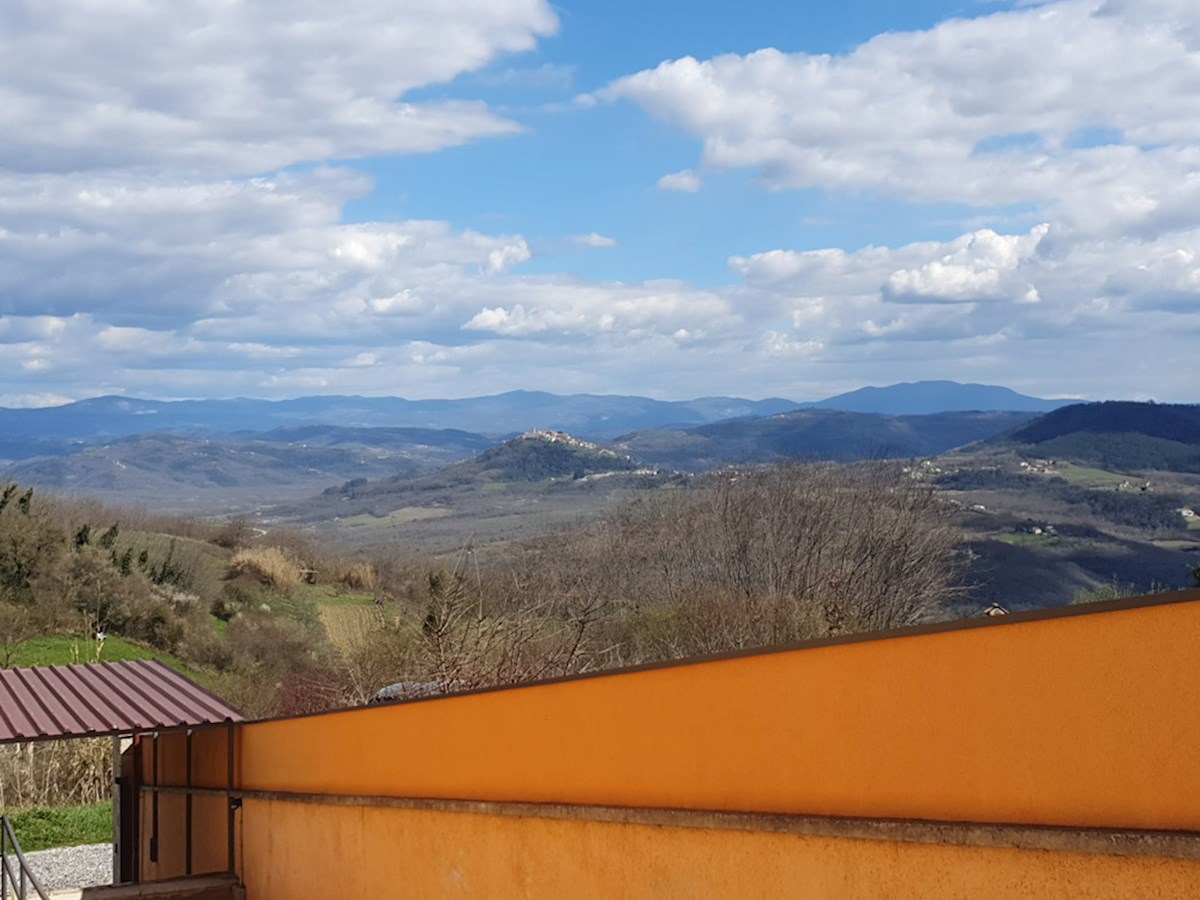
233, 595, 1200, 832
239, 797, 1200, 900
140, 592, 1200, 892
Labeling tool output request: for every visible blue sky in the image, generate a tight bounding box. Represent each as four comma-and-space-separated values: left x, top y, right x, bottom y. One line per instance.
0, 0, 1197, 406
345, 1, 1017, 284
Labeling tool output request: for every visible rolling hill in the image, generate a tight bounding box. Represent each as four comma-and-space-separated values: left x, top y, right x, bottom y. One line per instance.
991, 401, 1200, 472
1, 428, 497, 513
310, 429, 650, 510
269, 430, 666, 552
616, 409, 1041, 471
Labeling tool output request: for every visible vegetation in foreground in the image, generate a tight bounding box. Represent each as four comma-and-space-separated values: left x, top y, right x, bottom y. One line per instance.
6, 800, 113, 852
1, 463, 964, 716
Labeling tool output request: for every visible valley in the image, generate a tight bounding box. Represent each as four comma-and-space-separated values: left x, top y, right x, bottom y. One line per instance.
3, 384, 1199, 625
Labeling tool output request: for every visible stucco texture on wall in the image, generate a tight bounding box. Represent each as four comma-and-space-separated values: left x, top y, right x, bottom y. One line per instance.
237, 594, 1200, 831
239, 798, 1200, 899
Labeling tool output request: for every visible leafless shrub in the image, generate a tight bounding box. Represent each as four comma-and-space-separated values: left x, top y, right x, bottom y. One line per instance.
312, 463, 965, 703
340, 562, 376, 592
628, 463, 961, 636
0, 739, 111, 808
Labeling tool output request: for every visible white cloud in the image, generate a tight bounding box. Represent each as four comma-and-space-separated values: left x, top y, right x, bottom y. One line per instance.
0, 0, 558, 177
487, 241, 533, 273
0, 393, 79, 409
763, 332, 825, 358
657, 170, 702, 192
462, 280, 736, 339
574, 232, 619, 248
883, 226, 1048, 304
602, 0, 1200, 235
1101, 246, 1200, 309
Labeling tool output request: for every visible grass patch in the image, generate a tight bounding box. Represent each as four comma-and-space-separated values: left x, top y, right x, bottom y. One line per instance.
336, 507, 452, 531
293, 582, 376, 607
8, 801, 112, 852
9, 635, 211, 686
1050, 463, 1131, 489
1188, 517, 1200, 531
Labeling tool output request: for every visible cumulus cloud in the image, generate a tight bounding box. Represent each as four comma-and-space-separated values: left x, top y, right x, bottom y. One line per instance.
0, 170, 532, 326
657, 170, 702, 192
0, 0, 558, 177
882, 226, 1048, 304
728, 219, 1200, 358
602, 0, 1200, 235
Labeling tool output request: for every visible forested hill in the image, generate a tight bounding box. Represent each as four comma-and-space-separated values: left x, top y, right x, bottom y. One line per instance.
1005, 401, 1200, 444
994, 401, 1200, 472
616, 409, 1039, 472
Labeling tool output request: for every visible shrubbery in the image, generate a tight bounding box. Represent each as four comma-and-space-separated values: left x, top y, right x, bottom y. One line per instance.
1, 466, 969, 718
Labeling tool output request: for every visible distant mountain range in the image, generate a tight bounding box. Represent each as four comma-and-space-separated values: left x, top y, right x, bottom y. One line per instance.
0, 381, 1069, 462
806, 380, 1068, 415
0, 392, 796, 453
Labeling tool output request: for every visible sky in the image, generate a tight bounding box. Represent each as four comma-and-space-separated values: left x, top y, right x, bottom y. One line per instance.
1, 0, 1198, 407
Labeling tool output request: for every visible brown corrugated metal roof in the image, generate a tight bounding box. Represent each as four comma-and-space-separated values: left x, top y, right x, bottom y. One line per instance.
0, 659, 243, 743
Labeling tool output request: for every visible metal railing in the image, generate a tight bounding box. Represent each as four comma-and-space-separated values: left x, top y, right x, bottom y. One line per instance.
0, 816, 49, 900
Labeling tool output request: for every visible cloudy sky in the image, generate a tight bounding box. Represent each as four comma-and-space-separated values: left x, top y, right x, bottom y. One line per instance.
1, 0, 1197, 407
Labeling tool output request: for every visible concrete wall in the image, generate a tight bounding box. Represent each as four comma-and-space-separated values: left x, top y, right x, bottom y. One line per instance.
238, 798, 1200, 899
143, 589, 1200, 897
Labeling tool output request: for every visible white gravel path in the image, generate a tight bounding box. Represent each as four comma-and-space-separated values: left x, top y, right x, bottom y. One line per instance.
3, 843, 111, 896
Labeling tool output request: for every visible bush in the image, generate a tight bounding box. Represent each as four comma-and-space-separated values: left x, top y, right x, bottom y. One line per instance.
7, 801, 113, 852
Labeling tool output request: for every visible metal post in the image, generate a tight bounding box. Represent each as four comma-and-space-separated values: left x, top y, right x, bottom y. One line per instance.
150, 732, 159, 864
226, 721, 235, 876
185, 729, 193, 876
112, 735, 122, 884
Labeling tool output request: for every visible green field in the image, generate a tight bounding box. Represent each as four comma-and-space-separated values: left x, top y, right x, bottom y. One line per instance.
8, 635, 209, 685
1189, 517, 1200, 531
7, 801, 113, 852
335, 507, 452, 532
1050, 463, 1131, 489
